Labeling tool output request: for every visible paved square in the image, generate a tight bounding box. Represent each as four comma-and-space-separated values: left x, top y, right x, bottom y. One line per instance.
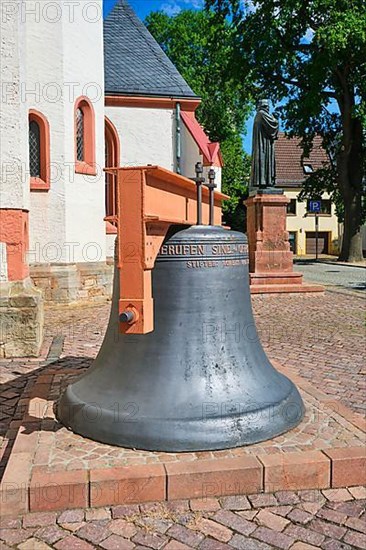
0, 289, 365, 548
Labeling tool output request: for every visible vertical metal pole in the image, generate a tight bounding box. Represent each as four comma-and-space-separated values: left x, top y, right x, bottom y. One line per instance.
175, 103, 181, 174
194, 162, 204, 225
197, 182, 202, 225
315, 213, 319, 261
209, 188, 214, 225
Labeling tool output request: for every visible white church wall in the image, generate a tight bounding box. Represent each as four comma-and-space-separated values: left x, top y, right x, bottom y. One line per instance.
105, 106, 175, 171
0, 8, 28, 210
62, 0, 106, 264
26, 0, 105, 264
25, 4, 66, 263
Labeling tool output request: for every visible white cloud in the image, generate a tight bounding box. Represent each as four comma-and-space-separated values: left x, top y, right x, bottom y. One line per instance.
161, 0, 204, 17
182, 0, 204, 7
161, 1, 182, 16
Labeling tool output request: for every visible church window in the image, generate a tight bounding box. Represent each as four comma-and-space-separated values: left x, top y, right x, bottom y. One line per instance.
29, 110, 50, 191
29, 120, 41, 177
76, 108, 84, 162
74, 96, 96, 175
104, 117, 120, 234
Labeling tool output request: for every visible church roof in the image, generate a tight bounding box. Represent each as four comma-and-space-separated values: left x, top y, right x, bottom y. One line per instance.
275, 133, 330, 187
104, 0, 198, 99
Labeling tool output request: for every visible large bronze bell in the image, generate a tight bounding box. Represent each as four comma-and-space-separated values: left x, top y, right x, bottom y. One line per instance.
58, 223, 304, 451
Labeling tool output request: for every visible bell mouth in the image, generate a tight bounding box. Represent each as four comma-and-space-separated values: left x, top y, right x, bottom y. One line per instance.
58, 383, 304, 453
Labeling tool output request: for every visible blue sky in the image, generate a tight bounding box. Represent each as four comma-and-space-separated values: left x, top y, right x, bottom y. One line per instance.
103, 0, 254, 152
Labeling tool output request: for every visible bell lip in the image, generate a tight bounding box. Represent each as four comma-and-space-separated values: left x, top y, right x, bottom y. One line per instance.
57, 383, 305, 453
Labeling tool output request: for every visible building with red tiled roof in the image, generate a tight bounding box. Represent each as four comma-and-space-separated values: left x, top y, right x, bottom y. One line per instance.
275, 134, 340, 256
276, 133, 329, 187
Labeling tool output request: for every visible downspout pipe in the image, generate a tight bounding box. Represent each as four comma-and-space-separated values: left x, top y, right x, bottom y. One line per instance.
176, 102, 181, 174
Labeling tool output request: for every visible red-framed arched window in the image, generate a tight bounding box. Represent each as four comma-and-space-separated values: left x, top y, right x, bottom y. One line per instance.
74, 96, 96, 175
105, 116, 120, 234
29, 110, 50, 191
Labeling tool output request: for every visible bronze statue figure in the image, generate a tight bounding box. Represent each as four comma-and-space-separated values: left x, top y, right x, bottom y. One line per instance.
250, 99, 279, 189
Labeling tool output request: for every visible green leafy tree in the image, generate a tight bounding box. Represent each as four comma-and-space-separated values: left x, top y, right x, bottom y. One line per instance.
207, 0, 365, 261
145, 9, 252, 230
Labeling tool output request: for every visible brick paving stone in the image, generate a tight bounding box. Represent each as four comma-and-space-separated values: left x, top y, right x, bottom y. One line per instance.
268, 505, 293, 518
108, 518, 138, 538
252, 526, 295, 549
0, 529, 34, 546
348, 486, 366, 500
220, 496, 251, 511
111, 504, 140, 519
60, 522, 85, 533
290, 543, 319, 550
256, 509, 290, 532
85, 507, 111, 521
321, 539, 354, 550
0, 517, 21, 529
229, 534, 274, 549
199, 539, 232, 550
167, 524, 204, 547
308, 518, 347, 540
316, 507, 348, 525
164, 541, 191, 550
190, 498, 221, 512
33, 525, 66, 544
54, 534, 96, 550
343, 529, 366, 549
301, 501, 325, 515
166, 500, 190, 513
213, 509, 256, 536
275, 491, 301, 505
237, 511, 258, 521
76, 521, 111, 544
57, 509, 85, 524
194, 517, 232, 542
22, 512, 57, 528
248, 494, 278, 508
345, 516, 366, 534
285, 523, 326, 546
322, 489, 353, 502
17, 538, 52, 550
329, 500, 365, 517
99, 534, 135, 550
286, 508, 313, 525
132, 530, 168, 549
138, 516, 173, 535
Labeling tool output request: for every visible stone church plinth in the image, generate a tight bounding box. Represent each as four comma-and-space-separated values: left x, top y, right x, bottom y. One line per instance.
245, 191, 323, 294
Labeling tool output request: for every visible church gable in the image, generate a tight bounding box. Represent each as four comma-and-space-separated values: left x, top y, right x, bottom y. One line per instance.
104, 0, 198, 98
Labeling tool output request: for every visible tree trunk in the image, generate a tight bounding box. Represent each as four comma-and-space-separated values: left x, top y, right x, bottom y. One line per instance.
337, 103, 364, 262
338, 190, 363, 262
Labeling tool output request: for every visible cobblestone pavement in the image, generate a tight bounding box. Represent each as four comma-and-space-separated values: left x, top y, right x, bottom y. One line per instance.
0, 487, 365, 549
294, 261, 366, 293
0, 290, 365, 547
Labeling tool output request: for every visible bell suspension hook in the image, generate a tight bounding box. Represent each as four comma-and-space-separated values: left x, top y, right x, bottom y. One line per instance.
206, 168, 217, 226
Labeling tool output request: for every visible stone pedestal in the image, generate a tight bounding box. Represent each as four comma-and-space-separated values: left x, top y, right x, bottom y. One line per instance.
0, 278, 44, 357
245, 192, 323, 294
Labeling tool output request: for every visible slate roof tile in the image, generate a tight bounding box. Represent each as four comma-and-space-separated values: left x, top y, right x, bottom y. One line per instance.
104, 0, 198, 98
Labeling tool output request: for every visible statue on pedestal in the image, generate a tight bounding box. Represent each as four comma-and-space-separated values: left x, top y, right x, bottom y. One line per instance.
250, 99, 279, 190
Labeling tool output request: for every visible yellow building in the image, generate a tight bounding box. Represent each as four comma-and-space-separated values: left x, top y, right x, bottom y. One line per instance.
276, 134, 341, 256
